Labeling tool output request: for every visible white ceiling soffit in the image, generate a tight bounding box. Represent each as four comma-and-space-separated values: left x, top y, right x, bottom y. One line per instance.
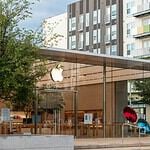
39, 47, 150, 71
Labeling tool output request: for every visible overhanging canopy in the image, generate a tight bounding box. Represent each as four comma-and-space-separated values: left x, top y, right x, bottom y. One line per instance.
39, 47, 150, 71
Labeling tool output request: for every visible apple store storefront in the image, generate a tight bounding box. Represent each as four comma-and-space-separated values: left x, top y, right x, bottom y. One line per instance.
37, 48, 150, 138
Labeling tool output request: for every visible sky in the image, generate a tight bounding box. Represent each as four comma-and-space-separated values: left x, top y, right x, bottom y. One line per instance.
20, 0, 78, 30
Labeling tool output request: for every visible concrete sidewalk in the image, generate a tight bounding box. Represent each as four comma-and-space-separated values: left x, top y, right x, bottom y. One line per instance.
74, 137, 150, 149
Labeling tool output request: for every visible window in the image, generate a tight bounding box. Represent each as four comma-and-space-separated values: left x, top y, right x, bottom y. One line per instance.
93, 48, 101, 54
143, 40, 150, 48
111, 25, 117, 40
86, 13, 89, 27
127, 43, 135, 55
79, 14, 83, 30
93, 49, 98, 54
98, 48, 101, 54
106, 46, 110, 55
69, 36, 72, 49
93, 10, 97, 24
106, 6, 110, 23
79, 32, 83, 49
105, 26, 110, 42
98, 9, 100, 23
69, 35, 76, 49
126, 1, 135, 15
111, 45, 117, 55
111, 4, 117, 20
143, 18, 150, 25
98, 29, 100, 43
69, 17, 76, 31
143, 0, 150, 10
86, 32, 89, 46
127, 22, 134, 37
93, 30, 97, 44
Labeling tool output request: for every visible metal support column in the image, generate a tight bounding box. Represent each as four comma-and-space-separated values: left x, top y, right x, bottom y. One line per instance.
74, 91, 77, 138
103, 64, 106, 138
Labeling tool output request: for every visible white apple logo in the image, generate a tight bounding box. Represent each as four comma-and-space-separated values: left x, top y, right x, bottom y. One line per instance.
50, 64, 63, 82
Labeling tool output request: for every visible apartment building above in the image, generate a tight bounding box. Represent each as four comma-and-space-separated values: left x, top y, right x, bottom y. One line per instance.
67, 0, 123, 56
123, 0, 150, 58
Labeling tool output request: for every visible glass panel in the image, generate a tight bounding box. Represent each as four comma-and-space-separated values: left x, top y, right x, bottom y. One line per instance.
127, 43, 135, 55
111, 25, 117, 40
106, 6, 110, 23
86, 32, 89, 46
111, 4, 117, 20
98, 29, 100, 43
93, 30, 97, 44
93, 10, 97, 24
86, 13, 89, 27
111, 45, 117, 55
98, 9, 100, 23
72, 35, 76, 49
105, 26, 110, 42
106, 45, 110, 55
79, 32, 83, 49
79, 14, 83, 30
126, 1, 135, 15
69, 17, 76, 31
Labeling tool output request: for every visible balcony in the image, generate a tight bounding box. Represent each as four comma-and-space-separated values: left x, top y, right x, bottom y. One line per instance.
131, 47, 150, 58
133, 25, 150, 38
133, 4, 150, 17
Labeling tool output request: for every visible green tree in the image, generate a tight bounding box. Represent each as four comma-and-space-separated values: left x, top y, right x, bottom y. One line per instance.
0, 0, 60, 116
134, 78, 150, 105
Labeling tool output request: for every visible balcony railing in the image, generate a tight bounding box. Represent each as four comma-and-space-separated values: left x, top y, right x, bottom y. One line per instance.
131, 47, 150, 58
133, 3, 150, 17
134, 25, 150, 38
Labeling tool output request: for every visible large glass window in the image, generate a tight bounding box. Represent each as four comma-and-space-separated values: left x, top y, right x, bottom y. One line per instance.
93, 30, 97, 44
69, 17, 76, 31
111, 45, 117, 55
105, 26, 110, 42
93, 10, 97, 25
126, 1, 135, 15
143, 0, 150, 10
93, 48, 101, 54
127, 43, 135, 55
111, 4, 117, 20
86, 32, 89, 46
127, 22, 134, 37
106, 6, 110, 23
69, 35, 76, 49
98, 9, 100, 23
143, 40, 150, 48
86, 13, 89, 27
143, 18, 150, 25
79, 14, 83, 30
111, 25, 117, 40
93, 49, 98, 54
106, 45, 110, 55
98, 29, 100, 43
79, 32, 83, 49
98, 48, 101, 54
93, 9, 100, 24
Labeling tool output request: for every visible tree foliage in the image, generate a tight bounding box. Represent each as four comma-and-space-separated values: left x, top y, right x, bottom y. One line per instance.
134, 78, 150, 105
0, 0, 48, 112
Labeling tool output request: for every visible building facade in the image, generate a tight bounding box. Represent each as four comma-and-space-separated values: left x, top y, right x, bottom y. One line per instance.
123, 0, 150, 58
43, 13, 67, 49
67, 0, 123, 56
